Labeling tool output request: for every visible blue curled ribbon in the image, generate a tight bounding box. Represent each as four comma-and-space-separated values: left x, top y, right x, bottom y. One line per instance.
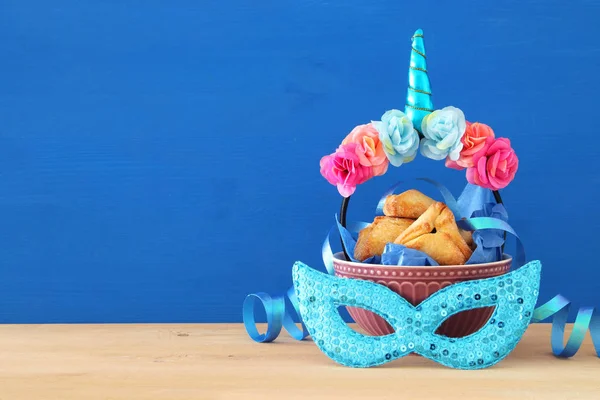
242, 286, 309, 343
532, 295, 600, 358
457, 217, 525, 268
243, 179, 600, 358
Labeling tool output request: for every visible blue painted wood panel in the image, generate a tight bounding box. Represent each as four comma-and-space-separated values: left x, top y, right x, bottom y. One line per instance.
0, 0, 598, 322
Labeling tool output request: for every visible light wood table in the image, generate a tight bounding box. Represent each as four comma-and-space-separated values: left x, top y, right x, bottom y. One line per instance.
0, 323, 597, 399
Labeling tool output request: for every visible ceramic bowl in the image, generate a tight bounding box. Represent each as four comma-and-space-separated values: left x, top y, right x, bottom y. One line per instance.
332, 252, 512, 337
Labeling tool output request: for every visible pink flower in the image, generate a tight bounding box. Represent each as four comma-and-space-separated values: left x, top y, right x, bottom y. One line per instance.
446, 122, 495, 170
320, 143, 374, 197
341, 123, 389, 176
466, 138, 518, 190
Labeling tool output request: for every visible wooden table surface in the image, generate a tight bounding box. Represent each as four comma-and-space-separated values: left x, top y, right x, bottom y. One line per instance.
0, 323, 597, 400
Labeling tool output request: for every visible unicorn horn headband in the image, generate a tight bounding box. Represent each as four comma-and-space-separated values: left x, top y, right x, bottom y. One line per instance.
405, 29, 433, 134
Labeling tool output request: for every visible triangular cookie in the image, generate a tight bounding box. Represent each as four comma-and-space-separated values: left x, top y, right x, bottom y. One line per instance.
394, 202, 473, 265
383, 189, 435, 219
354, 216, 415, 261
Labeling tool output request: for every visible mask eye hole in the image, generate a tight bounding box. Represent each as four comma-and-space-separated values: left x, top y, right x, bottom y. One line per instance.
338, 306, 397, 336
435, 306, 496, 338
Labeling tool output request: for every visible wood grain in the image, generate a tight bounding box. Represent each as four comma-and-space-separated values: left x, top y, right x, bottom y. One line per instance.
0, 323, 597, 399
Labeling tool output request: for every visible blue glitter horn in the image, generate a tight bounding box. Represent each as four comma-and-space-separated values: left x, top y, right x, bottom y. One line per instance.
405, 29, 433, 133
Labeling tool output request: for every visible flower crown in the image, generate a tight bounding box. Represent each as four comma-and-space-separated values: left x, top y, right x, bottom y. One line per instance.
320, 29, 519, 198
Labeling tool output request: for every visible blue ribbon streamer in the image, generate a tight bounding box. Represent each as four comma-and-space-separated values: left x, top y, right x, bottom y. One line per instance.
458, 217, 526, 268
532, 295, 600, 358
243, 286, 309, 343
243, 180, 600, 358
321, 225, 336, 276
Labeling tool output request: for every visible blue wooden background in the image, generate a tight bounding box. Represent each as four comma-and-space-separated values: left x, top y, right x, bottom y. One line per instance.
1, 1, 599, 323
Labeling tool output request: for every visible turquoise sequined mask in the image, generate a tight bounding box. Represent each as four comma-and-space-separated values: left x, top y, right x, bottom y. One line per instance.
293, 260, 542, 369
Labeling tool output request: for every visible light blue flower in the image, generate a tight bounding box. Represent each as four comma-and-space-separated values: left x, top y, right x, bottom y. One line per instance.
372, 109, 419, 167
420, 106, 466, 161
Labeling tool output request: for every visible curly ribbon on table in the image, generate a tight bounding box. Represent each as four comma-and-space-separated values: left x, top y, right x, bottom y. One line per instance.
242, 286, 309, 343
243, 180, 600, 358
531, 295, 600, 357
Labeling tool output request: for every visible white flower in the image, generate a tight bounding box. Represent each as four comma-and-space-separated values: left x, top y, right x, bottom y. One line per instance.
373, 109, 420, 167
420, 106, 466, 161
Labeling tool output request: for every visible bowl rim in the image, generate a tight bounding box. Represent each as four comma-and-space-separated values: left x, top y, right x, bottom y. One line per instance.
332, 252, 512, 270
